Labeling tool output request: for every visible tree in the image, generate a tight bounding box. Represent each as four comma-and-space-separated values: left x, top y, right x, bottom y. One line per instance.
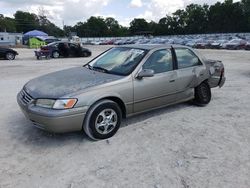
37, 8, 64, 37
14, 11, 39, 33
0, 15, 16, 32
172, 9, 187, 34
241, 0, 250, 31
129, 18, 150, 35
105, 17, 121, 36
184, 4, 209, 34
85, 16, 108, 37
2, 0, 250, 37
208, 0, 245, 33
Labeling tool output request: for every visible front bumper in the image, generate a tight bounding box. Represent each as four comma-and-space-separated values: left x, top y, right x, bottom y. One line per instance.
17, 91, 89, 133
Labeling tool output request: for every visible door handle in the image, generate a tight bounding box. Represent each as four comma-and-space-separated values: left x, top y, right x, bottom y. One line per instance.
169, 79, 175, 83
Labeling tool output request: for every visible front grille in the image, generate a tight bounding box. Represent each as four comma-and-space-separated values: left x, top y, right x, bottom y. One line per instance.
20, 89, 33, 105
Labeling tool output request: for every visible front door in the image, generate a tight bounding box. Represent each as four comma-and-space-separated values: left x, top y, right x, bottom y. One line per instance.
133, 49, 177, 113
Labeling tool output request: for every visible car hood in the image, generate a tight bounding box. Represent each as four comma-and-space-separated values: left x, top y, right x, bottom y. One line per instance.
24, 67, 122, 99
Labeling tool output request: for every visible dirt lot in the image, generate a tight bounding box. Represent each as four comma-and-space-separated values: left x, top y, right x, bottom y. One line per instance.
0, 46, 250, 188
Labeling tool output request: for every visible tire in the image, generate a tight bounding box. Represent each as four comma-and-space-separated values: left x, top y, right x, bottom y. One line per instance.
193, 81, 211, 106
52, 51, 60, 58
5, 52, 15, 60
83, 51, 90, 57
83, 100, 122, 140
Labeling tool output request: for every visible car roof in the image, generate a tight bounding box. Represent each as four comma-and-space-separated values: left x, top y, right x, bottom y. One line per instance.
120, 44, 187, 50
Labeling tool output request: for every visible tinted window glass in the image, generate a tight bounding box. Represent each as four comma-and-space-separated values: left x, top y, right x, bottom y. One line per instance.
143, 49, 173, 74
69, 43, 78, 48
175, 48, 201, 69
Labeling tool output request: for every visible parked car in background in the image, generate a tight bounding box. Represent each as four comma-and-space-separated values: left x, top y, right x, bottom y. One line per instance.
245, 42, 250, 50
0, 47, 18, 60
38, 42, 92, 58
136, 38, 150, 44
210, 40, 228, 49
185, 40, 196, 48
195, 40, 213, 49
222, 39, 247, 50
100, 39, 117, 45
18, 44, 225, 140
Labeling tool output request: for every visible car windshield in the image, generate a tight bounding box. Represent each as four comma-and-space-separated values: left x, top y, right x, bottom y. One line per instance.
87, 47, 148, 76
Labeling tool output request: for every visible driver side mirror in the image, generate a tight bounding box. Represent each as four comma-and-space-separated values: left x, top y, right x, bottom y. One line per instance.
137, 69, 154, 79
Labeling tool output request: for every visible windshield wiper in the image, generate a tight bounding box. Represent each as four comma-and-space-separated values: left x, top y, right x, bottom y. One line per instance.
92, 66, 110, 73
85, 64, 93, 70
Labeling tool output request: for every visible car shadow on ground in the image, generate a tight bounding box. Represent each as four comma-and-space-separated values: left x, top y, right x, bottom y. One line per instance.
13, 102, 192, 147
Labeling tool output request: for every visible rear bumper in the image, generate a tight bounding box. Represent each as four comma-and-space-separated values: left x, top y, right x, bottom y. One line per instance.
17, 92, 88, 133
218, 76, 226, 88
208, 75, 226, 88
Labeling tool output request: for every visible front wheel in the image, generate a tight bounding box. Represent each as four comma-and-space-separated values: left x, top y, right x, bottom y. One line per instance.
83, 100, 122, 140
193, 81, 211, 106
83, 51, 91, 57
5, 52, 16, 60
52, 51, 60, 58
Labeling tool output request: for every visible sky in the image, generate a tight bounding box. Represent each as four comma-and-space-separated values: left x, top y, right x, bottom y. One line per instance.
0, 0, 241, 27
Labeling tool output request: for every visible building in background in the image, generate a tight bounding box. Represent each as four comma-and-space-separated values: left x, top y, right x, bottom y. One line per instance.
0, 32, 23, 46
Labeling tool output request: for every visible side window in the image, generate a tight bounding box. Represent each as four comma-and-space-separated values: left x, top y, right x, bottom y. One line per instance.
175, 48, 201, 69
69, 43, 77, 48
143, 49, 173, 74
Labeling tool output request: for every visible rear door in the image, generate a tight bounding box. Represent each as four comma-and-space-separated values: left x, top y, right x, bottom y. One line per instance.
133, 49, 177, 113
0, 49, 3, 57
174, 48, 206, 101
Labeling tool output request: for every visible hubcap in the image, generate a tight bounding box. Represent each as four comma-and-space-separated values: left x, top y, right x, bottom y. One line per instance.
6, 53, 14, 60
95, 109, 118, 135
53, 52, 59, 58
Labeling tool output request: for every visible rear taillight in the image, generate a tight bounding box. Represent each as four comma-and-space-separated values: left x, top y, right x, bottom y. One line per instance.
221, 67, 224, 76
41, 46, 49, 50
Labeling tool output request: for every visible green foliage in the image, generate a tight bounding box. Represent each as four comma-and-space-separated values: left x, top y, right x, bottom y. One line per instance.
14, 11, 39, 33
69, 16, 128, 37
129, 18, 150, 34
152, 0, 250, 35
1, 0, 250, 37
0, 14, 16, 32
1, 11, 64, 37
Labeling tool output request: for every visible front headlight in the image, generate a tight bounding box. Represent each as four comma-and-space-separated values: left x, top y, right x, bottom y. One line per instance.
35, 99, 77, 109
36, 99, 56, 108
53, 99, 77, 109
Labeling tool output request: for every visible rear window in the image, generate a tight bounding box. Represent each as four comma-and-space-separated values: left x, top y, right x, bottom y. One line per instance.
175, 48, 202, 69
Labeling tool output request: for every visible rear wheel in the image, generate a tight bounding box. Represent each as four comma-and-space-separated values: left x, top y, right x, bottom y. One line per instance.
193, 81, 211, 106
83, 100, 122, 140
5, 52, 15, 60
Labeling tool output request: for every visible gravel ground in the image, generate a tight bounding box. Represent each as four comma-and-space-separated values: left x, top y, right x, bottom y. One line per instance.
0, 46, 250, 188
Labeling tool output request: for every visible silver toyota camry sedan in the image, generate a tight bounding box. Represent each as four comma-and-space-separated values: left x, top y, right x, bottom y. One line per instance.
17, 44, 225, 140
